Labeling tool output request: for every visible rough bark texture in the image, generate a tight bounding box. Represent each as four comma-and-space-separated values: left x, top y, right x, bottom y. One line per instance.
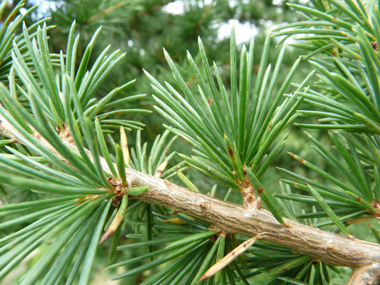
129, 173, 380, 267
1, 113, 380, 284
348, 263, 380, 285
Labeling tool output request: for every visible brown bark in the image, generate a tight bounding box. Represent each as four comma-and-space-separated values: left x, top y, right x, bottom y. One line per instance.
1, 113, 380, 283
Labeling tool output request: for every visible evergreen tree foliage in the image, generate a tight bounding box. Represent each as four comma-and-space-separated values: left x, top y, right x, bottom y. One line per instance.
0, 0, 379, 285
39, 0, 305, 144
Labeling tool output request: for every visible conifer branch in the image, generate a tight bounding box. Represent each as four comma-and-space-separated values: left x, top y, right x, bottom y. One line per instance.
1, 111, 379, 283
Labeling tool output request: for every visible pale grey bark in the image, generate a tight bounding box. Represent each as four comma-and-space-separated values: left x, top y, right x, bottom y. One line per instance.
1, 113, 380, 284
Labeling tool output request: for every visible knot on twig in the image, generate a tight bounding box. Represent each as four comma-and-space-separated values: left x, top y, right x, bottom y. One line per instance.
57, 123, 74, 143
75, 177, 132, 207
233, 167, 262, 210
108, 177, 127, 206
241, 184, 261, 210
208, 224, 228, 241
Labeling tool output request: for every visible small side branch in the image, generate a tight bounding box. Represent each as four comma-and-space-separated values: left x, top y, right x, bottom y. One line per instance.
348, 263, 380, 285
241, 185, 261, 210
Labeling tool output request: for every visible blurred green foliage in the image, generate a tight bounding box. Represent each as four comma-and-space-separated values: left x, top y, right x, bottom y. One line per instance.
2, 0, 379, 284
